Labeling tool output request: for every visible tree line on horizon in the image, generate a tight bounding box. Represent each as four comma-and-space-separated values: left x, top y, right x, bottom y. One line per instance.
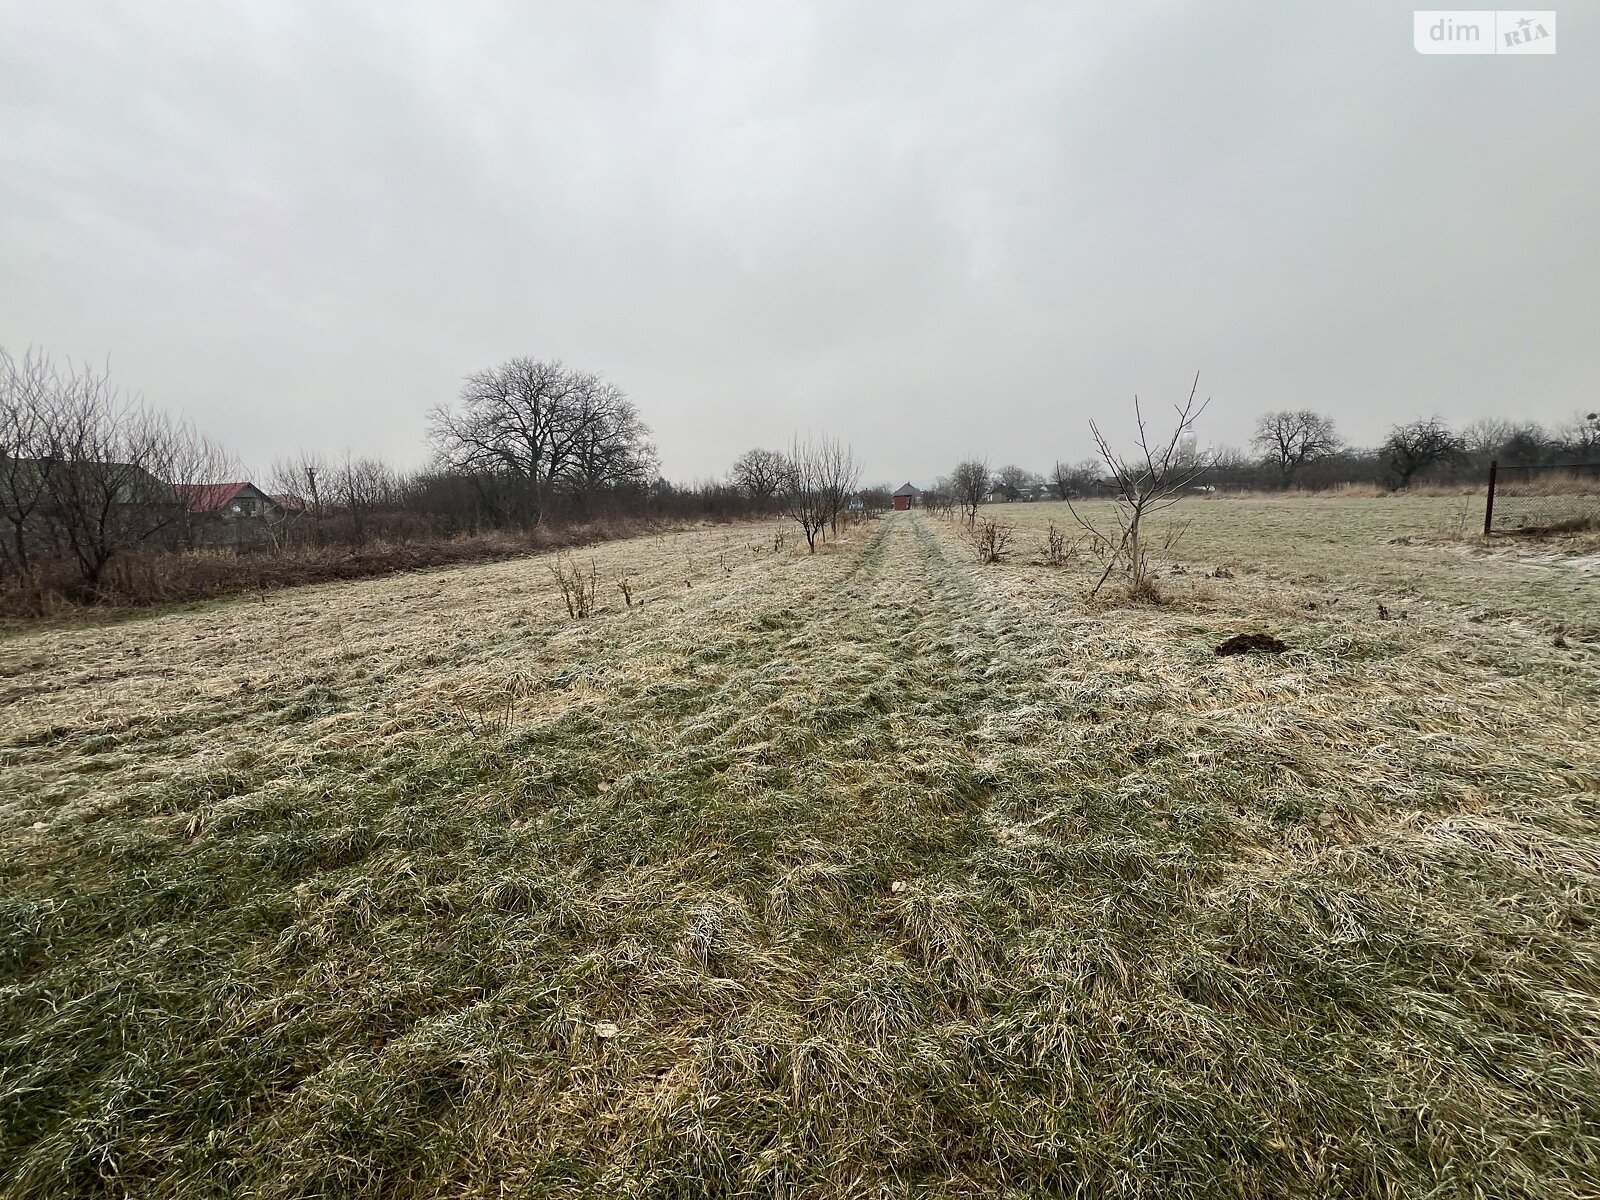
907, 409, 1600, 508
5, 343, 1597, 609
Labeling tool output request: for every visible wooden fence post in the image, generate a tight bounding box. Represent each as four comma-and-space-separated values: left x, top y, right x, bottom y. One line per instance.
1483, 460, 1497, 537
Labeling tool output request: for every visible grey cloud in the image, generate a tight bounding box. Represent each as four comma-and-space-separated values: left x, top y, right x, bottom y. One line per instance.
3, 1, 1595, 483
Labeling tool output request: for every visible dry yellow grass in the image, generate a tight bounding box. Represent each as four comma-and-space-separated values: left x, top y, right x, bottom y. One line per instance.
2, 502, 1597, 1198
1, 522, 782, 820
983, 494, 1600, 633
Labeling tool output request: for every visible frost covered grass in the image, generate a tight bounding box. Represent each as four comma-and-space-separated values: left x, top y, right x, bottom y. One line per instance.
2, 504, 1597, 1198
994, 495, 1600, 634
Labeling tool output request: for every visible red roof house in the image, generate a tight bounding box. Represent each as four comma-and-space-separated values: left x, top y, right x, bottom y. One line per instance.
171, 481, 279, 517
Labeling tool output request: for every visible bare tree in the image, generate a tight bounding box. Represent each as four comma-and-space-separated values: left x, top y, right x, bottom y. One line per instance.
1556, 411, 1600, 458
0, 349, 53, 581
427, 359, 563, 525
8, 354, 223, 590
1250, 410, 1341, 487
817, 436, 862, 535
0, 348, 246, 601
1068, 374, 1212, 596
1382, 417, 1465, 489
1499, 423, 1553, 467
558, 375, 658, 502
730, 448, 788, 504
328, 454, 402, 547
1049, 457, 1105, 499
1460, 418, 1514, 464
1459, 418, 1566, 467
858, 484, 892, 512
266, 451, 340, 548
168, 428, 244, 550
993, 464, 1039, 501
269, 452, 324, 513
1200, 443, 1258, 490
428, 358, 657, 527
777, 435, 832, 553
948, 459, 989, 525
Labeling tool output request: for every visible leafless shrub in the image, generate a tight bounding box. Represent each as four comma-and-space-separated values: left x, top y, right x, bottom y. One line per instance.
1067, 373, 1212, 596
1035, 521, 1077, 567
1124, 572, 1165, 604
550, 554, 599, 618
969, 518, 1013, 564
488, 672, 537, 734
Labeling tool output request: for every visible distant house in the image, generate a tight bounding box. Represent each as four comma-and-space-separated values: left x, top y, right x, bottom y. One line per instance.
269, 493, 309, 514
1, 457, 184, 526
0, 458, 187, 573
172, 481, 284, 546
173, 480, 281, 518
892, 482, 921, 511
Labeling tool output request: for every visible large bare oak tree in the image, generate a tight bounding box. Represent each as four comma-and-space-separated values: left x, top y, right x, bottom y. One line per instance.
1250, 410, 1341, 486
427, 358, 657, 526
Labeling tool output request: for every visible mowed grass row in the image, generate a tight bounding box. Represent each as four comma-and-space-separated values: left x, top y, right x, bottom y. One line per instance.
2, 503, 1598, 1198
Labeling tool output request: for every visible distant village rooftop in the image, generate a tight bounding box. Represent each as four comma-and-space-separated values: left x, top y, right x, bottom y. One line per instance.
172, 481, 257, 514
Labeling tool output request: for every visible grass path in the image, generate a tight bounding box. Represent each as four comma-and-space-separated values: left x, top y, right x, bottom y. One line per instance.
3, 512, 1598, 1198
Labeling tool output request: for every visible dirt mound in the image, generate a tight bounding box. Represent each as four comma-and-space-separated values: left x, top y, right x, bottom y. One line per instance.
1215, 632, 1288, 655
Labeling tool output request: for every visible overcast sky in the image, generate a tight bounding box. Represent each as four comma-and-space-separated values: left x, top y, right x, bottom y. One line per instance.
3, 2, 1596, 484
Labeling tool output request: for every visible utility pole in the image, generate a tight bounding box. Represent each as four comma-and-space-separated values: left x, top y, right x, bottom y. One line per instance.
305, 465, 323, 547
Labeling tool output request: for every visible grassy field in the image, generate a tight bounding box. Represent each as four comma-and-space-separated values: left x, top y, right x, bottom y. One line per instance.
3, 499, 1598, 1198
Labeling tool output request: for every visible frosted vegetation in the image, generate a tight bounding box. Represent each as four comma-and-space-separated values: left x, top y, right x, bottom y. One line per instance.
2, 500, 1597, 1198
